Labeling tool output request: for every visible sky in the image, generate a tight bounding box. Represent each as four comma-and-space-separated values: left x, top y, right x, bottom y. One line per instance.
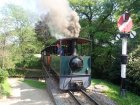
0, 0, 38, 18
0, 0, 39, 44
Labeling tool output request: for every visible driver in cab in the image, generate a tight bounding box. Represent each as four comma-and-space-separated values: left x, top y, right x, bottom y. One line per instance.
57, 44, 64, 56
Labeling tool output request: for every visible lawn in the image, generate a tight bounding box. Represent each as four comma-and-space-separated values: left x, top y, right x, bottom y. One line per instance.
91, 78, 140, 105
19, 79, 46, 89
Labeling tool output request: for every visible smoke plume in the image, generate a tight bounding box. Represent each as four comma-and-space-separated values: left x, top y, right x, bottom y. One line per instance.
36, 0, 81, 39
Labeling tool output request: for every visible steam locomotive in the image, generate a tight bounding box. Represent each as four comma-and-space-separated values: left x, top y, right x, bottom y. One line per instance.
41, 37, 92, 90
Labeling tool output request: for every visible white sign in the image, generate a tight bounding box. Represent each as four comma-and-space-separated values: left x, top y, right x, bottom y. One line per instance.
130, 31, 136, 38
116, 34, 120, 40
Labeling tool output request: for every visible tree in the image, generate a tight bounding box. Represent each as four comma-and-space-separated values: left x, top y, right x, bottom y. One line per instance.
69, 0, 119, 78
0, 4, 43, 72
0, 17, 13, 70
35, 21, 51, 42
109, 43, 121, 84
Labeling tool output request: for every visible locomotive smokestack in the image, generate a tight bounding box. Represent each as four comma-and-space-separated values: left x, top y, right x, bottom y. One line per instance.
36, 0, 81, 39
73, 39, 77, 56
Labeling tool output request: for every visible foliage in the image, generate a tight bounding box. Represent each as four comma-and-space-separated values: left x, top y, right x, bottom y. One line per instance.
0, 69, 9, 83
126, 45, 140, 96
19, 79, 46, 89
0, 16, 13, 70
109, 44, 121, 84
15, 55, 42, 69
0, 79, 11, 98
69, 0, 118, 79
0, 4, 44, 71
0, 69, 11, 98
45, 38, 57, 46
35, 21, 51, 43
91, 78, 140, 105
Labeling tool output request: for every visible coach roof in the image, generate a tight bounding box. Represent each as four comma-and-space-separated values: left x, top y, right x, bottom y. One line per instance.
52, 37, 91, 45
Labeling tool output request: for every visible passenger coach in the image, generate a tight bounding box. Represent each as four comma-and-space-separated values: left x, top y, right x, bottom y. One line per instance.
41, 37, 92, 90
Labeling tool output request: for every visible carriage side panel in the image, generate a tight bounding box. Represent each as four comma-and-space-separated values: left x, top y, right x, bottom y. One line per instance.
44, 56, 48, 65
50, 55, 60, 76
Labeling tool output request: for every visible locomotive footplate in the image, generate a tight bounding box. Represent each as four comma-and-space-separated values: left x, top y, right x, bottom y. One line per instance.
70, 80, 83, 90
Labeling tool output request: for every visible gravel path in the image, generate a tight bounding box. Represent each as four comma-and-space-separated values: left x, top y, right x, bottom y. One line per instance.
0, 78, 54, 105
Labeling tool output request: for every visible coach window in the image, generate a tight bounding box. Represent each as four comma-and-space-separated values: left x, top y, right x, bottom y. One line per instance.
45, 49, 48, 56
50, 46, 53, 54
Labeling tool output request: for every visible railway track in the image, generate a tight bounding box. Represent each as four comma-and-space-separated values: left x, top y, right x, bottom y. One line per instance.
43, 63, 100, 105
42, 62, 117, 105
69, 89, 99, 105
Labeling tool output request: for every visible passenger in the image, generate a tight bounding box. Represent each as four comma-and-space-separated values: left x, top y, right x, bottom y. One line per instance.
57, 44, 64, 56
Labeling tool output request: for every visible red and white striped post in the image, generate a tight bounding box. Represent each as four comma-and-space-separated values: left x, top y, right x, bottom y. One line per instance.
117, 9, 133, 98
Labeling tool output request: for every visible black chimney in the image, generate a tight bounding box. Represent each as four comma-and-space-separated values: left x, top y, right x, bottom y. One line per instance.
73, 39, 77, 56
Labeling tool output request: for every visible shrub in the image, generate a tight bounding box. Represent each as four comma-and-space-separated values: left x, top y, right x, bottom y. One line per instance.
126, 47, 140, 96
15, 55, 42, 69
109, 45, 121, 84
0, 69, 11, 98
0, 79, 11, 98
0, 69, 9, 83
126, 68, 140, 96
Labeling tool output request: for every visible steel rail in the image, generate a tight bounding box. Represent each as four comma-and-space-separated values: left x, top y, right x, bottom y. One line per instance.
69, 90, 82, 105
81, 89, 99, 105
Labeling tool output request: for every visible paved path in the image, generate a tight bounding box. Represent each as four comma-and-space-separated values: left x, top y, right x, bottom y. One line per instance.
0, 78, 54, 105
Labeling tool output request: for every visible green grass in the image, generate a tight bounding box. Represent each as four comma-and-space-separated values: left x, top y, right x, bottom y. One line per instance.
19, 79, 46, 89
0, 79, 11, 98
91, 78, 140, 105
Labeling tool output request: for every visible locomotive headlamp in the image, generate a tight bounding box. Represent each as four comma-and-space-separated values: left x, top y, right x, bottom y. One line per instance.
122, 9, 130, 22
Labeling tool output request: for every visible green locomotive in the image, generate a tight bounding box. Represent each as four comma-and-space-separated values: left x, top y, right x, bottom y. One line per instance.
41, 37, 92, 90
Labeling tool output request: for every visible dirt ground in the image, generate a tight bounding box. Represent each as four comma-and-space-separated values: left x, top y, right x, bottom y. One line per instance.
0, 78, 54, 105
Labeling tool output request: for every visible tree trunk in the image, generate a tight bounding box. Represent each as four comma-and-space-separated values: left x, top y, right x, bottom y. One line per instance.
22, 59, 26, 74
2, 32, 6, 70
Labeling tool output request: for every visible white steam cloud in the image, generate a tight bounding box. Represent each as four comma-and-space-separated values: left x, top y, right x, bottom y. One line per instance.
36, 0, 81, 39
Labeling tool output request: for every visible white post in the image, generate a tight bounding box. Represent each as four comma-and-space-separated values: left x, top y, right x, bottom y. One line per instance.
121, 38, 127, 78
119, 37, 127, 98
122, 38, 127, 54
